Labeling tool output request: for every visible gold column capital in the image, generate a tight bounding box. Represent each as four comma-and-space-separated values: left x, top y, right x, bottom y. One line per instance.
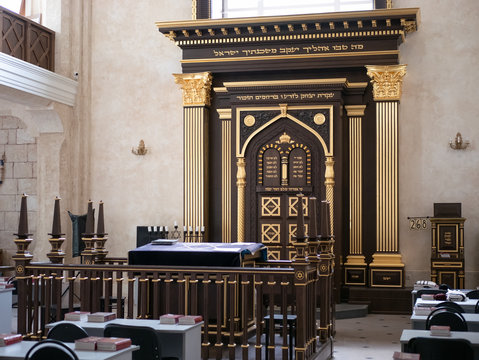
174, 72, 213, 106
217, 108, 232, 120
325, 156, 335, 187
236, 157, 246, 188
366, 65, 407, 101
345, 105, 366, 117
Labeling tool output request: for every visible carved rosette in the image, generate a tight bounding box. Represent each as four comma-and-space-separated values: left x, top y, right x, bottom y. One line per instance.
366, 65, 407, 101
174, 72, 213, 106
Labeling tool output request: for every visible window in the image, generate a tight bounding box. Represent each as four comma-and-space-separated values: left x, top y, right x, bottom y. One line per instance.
0, 0, 22, 13
211, 0, 375, 19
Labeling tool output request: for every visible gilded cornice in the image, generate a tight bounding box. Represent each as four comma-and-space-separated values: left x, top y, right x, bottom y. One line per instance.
366, 64, 407, 101
173, 72, 213, 106
157, 8, 420, 45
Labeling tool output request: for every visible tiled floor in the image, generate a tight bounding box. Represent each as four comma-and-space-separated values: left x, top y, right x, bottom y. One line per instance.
333, 314, 411, 360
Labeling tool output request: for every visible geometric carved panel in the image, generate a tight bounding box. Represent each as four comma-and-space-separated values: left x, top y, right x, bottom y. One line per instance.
261, 223, 281, 243
288, 196, 308, 217
261, 196, 281, 217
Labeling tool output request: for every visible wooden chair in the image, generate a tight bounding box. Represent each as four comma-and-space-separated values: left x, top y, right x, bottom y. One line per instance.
425, 308, 467, 331
435, 301, 465, 313
466, 289, 479, 299
24, 339, 79, 360
407, 337, 473, 360
105, 323, 178, 360
264, 314, 297, 360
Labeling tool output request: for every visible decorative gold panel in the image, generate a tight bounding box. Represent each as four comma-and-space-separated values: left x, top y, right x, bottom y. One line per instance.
288, 196, 309, 217
261, 196, 281, 217
261, 224, 281, 244
289, 223, 309, 243
268, 249, 281, 261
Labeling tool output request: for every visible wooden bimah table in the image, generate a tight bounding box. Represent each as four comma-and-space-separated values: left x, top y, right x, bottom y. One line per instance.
128, 242, 267, 340
128, 242, 267, 266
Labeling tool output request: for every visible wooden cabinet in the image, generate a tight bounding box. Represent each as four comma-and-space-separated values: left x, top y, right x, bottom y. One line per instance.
430, 217, 465, 289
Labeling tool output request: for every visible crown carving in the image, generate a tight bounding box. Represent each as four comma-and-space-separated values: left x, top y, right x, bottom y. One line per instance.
277, 132, 293, 144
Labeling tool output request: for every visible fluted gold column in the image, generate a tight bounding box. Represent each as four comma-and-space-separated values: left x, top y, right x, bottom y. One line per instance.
218, 108, 232, 243
174, 72, 212, 240
344, 105, 367, 285
236, 157, 246, 242
366, 65, 406, 287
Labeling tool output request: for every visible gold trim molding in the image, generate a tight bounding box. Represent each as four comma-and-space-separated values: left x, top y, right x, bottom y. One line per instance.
345, 105, 366, 117
366, 64, 407, 101
157, 8, 420, 29
370, 253, 404, 268
217, 108, 232, 120
174, 72, 213, 106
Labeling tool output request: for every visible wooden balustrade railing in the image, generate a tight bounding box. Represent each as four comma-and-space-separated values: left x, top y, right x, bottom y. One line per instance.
18, 261, 324, 360
0, 5, 54, 71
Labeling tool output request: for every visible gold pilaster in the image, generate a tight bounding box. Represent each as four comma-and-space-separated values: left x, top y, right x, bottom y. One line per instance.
366, 65, 406, 285
345, 105, 366, 269
236, 157, 246, 242
219, 108, 232, 243
174, 72, 212, 239
324, 156, 335, 236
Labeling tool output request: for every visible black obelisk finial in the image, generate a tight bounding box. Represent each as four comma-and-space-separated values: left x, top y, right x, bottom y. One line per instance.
94, 201, 109, 263
83, 200, 95, 238
49, 197, 64, 238
96, 201, 107, 237
320, 200, 331, 238
15, 194, 32, 239
47, 196, 66, 263
81, 200, 97, 264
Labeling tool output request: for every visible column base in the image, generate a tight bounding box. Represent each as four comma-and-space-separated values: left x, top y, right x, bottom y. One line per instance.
344, 255, 367, 286
369, 253, 404, 288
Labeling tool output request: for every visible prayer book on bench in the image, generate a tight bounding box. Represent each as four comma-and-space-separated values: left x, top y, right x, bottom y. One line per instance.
178, 315, 203, 325
97, 337, 132, 351
65, 311, 90, 321
87, 312, 117, 322
74, 336, 103, 351
0, 334, 22, 346
160, 314, 184, 324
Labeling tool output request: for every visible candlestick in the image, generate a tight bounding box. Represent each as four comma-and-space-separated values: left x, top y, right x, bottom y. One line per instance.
309, 197, 317, 239
320, 200, 331, 237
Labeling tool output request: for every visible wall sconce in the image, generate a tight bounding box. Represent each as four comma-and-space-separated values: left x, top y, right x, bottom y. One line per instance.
0, 153, 5, 184
132, 140, 148, 155
449, 132, 470, 150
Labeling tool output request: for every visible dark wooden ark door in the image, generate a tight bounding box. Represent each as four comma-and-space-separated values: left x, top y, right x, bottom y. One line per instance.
245, 118, 325, 260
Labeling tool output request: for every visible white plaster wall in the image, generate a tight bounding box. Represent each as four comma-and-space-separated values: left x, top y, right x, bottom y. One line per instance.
395, 0, 479, 287
89, 1, 190, 256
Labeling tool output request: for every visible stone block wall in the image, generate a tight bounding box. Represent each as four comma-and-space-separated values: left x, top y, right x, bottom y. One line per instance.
0, 116, 37, 267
